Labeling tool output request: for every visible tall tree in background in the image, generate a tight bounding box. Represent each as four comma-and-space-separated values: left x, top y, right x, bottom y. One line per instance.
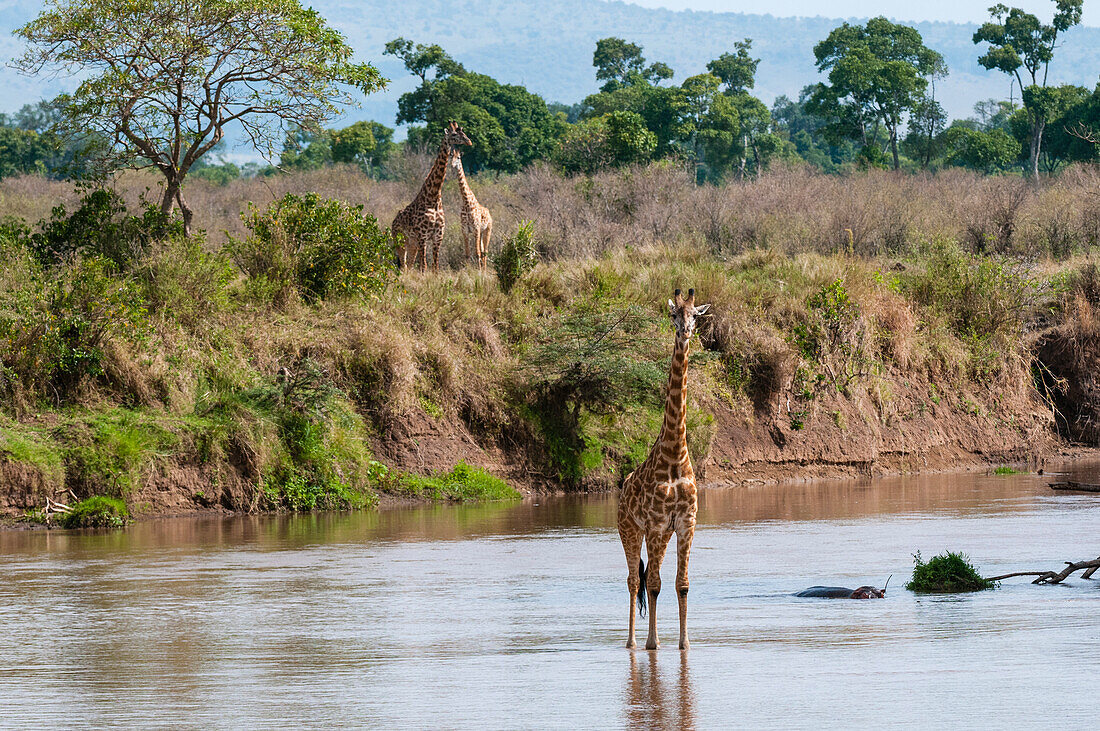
592, 37, 673, 92
808, 17, 946, 170
386, 38, 564, 172
584, 38, 684, 157
682, 41, 779, 180
14, 0, 385, 234
973, 0, 1084, 178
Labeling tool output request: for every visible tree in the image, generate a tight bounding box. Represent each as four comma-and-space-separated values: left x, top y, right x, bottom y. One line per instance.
681, 72, 778, 181
808, 17, 946, 170
973, 0, 1084, 178
771, 89, 860, 172
1021, 84, 1095, 171
902, 96, 948, 169
553, 111, 656, 175
583, 40, 685, 158
706, 39, 759, 94
943, 125, 1021, 173
592, 37, 673, 92
15, 0, 385, 235
387, 39, 564, 173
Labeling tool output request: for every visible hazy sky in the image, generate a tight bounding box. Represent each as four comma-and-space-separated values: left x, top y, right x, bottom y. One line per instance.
626, 1, 1098, 26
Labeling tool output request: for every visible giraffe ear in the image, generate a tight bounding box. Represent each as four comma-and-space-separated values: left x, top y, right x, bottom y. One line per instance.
668, 299, 676, 313
693, 304, 711, 316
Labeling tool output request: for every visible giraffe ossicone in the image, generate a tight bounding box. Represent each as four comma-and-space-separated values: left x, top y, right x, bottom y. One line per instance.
618, 287, 710, 651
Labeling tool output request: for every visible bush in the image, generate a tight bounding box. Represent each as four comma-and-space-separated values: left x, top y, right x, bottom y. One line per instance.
229, 192, 395, 306
906, 551, 994, 593
60, 496, 129, 529
385, 461, 520, 502
0, 256, 148, 403
27, 188, 183, 270
493, 221, 539, 294
522, 303, 664, 483
904, 238, 1039, 341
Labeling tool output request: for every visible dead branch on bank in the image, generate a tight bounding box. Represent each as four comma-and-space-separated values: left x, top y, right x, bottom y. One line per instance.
985, 556, 1100, 584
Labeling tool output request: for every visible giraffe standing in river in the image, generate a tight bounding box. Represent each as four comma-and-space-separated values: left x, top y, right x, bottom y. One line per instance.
618, 288, 710, 651
449, 150, 493, 271
392, 121, 472, 271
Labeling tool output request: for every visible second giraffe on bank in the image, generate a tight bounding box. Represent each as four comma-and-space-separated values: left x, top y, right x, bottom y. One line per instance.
618, 288, 710, 651
449, 150, 493, 271
391, 121, 472, 272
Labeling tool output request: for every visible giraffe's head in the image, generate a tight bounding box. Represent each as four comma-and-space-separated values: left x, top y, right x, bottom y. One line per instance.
449, 148, 464, 172
444, 121, 473, 149
668, 288, 710, 340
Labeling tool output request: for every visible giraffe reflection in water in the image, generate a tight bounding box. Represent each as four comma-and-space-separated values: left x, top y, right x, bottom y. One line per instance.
624, 650, 696, 730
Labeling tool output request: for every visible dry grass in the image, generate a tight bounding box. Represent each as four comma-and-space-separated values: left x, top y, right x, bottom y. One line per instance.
6, 158, 1099, 265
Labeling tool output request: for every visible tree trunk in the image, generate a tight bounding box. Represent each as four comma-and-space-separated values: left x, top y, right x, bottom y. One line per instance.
160, 172, 193, 237
889, 126, 900, 171
1029, 118, 1045, 180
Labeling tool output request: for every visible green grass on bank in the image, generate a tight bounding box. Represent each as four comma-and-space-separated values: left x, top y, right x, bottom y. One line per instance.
383, 462, 521, 502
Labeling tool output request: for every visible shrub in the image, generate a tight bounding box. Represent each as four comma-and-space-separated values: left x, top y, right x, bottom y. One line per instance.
522, 303, 664, 483
60, 496, 129, 529
792, 279, 872, 393
27, 188, 183, 270
0, 256, 148, 403
386, 461, 520, 502
906, 551, 994, 593
229, 192, 394, 306
493, 221, 538, 294
904, 239, 1039, 341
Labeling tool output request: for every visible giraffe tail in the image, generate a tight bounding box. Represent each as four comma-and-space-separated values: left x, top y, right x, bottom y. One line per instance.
637, 558, 648, 617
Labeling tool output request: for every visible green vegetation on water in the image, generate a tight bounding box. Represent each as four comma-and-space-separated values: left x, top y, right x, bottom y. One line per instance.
906, 551, 995, 593
993, 466, 1023, 475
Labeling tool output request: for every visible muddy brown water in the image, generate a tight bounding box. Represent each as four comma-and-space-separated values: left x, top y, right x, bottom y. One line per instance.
2, 465, 1099, 729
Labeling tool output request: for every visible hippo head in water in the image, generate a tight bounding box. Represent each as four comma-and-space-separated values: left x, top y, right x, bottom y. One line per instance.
849, 586, 885, 599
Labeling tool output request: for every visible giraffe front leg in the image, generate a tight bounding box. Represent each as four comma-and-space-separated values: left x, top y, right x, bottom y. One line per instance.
430, 226, 444, 272
481, 221, 492, 272
620, 526, 643, 650
645, 531, 672, 650
675, 521, 695, 650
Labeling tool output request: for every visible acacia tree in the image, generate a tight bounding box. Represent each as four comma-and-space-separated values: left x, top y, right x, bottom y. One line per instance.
973, 1, 1084, 179
808, 17, 946, 170
14, 0, 385, 234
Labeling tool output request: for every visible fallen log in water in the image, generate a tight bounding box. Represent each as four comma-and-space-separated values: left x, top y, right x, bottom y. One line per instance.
985, 556, 1100, 584
1049, 481, 1100, 492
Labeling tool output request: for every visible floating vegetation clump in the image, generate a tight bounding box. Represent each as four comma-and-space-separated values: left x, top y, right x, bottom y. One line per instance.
906, 551, 994, 593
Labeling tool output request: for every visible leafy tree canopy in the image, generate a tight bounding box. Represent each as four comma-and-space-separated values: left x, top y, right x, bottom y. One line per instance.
388, 38, 565, 173
15, 0, 386, 233
972, 0, 1083, 176
593, 37, 673, 92
808, 16, 946, 169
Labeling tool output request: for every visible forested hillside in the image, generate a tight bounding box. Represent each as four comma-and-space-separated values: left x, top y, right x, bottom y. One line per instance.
4, 0, 1100, 126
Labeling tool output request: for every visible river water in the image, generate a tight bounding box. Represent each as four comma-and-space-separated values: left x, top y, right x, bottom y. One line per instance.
2, 465, 1099, 729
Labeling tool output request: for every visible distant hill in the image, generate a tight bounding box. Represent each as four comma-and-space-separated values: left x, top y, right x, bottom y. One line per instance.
4, 0, 1100, 150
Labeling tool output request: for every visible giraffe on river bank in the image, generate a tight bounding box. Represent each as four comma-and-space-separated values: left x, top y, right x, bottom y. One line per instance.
391, 121, 472, 271
617, 288, 710, 651
449, 150, 493, 271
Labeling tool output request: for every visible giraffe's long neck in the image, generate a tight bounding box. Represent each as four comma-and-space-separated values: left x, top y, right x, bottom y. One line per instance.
453, 155, 479, 212
657, 334, 691, 464
414, 140, 451, 206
